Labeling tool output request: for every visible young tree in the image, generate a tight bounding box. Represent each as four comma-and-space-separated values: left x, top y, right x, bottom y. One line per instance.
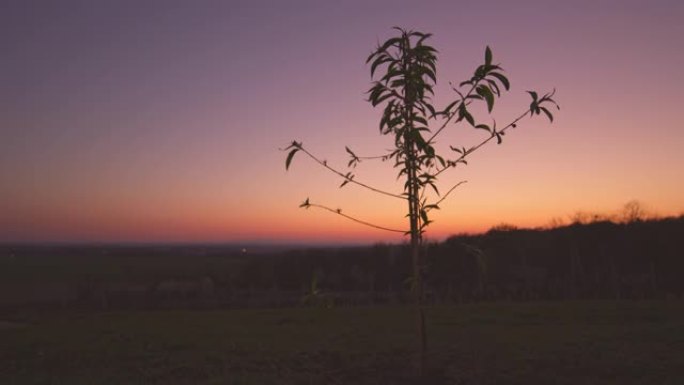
284, 27, 558, 375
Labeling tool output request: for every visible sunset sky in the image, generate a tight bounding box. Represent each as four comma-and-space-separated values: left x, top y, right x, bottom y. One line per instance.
1, 0, 683, 244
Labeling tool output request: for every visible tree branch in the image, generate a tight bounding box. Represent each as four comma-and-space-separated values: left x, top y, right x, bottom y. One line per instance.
431, 180, 468, 207
433, 109, 532, 178
425, 81, 480, 145
296, 145, 406, 200
357, 152, 394, 161
346, 146, 395, 162
303, 201, 407, 233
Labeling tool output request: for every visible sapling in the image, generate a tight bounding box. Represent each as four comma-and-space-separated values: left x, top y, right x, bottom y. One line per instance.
284, 27, 558, 375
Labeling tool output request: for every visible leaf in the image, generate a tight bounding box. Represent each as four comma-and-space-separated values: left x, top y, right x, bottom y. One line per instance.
388, 117, 403, 129
371, 92, 393, 107
422, 67, 437, 83
487, 79, 501, 96
299, 198, 310, 208
367, 83, 383, 101
378, 37, 402, 55
475, 124, 491, 132
425, 103, 436, 117
379, 101, 394, 131
340, 172, 353, 188
370, 57, 391, 77
285, 149, 298, 170
425, 144, 435, 157
485, 46, 492, 66
459, 104, 475, 126
420, 209, 429, 225
530, 103, 541, 115
489, 72, 510, 90
366, 50, 378, 64
443, 100, 459, 115
381, 68, 403, 83
345, 146, 356, 157
477, 85, 495, 113
474, 65, 486, 79
414, 116, 428, 126
540, 106, 554, 122
379, 115, 389, 132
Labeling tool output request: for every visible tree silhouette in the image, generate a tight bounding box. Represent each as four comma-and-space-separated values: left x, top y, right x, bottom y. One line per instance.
284, 27, 558, 376
622, 200, 647, 223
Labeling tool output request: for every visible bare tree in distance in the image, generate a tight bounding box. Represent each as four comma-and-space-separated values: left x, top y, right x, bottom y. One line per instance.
622, 200, 647, 223
284, 27, 558, 376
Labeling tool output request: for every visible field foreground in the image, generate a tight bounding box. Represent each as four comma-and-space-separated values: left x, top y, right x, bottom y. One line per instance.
2, 301, 683, 384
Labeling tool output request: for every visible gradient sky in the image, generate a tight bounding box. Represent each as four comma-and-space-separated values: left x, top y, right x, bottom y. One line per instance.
1, 0, 683, 243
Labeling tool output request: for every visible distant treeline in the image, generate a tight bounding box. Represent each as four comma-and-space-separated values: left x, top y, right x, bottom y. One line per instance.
1, 215, 683, 310
234, 215, 684, 303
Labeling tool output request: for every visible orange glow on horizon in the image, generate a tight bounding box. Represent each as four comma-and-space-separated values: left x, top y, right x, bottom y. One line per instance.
3, 197, 681, 244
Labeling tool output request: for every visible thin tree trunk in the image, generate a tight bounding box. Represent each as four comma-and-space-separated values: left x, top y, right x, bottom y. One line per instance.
407, 155, 426, 375
412, 236, 426, 375
401, 40, 427, 375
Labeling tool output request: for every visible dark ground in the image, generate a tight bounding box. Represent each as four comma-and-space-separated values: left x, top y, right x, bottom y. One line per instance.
2, 301, 683, 384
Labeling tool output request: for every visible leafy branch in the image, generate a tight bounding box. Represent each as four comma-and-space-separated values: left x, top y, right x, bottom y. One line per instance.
425, 45, 510, 147
434, 89, 559, 178
283, 141, 406, 200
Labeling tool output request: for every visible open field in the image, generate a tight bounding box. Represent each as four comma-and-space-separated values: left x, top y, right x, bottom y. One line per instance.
2, 301, 683, 384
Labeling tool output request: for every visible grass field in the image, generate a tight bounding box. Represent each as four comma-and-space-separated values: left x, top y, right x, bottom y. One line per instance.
2, 301, 683, 384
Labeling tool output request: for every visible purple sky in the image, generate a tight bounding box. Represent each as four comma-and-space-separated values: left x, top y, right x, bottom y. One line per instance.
1, 0, 683, 243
